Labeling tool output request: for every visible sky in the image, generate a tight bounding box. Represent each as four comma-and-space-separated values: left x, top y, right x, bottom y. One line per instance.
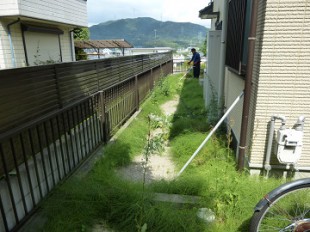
87, 0, 211, 28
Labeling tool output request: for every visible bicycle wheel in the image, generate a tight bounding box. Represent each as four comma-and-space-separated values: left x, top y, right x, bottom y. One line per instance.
250, 185, 310, 232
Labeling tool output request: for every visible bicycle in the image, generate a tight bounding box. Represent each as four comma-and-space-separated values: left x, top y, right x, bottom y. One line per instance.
249, 177, 310, 231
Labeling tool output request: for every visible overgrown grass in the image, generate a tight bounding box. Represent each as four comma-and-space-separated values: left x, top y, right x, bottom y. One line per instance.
41, 74, 285, 232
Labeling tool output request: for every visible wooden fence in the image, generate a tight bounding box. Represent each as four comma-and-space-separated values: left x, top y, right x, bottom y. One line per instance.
0, 52, 173, 232
0, 53, 172, 133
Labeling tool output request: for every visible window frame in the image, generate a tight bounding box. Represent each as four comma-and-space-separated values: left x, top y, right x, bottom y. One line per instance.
225, 0, 251, 76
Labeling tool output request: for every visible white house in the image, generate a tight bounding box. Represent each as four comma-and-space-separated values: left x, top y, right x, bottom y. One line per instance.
0, 0, 87, 69
128, 47, 172, 56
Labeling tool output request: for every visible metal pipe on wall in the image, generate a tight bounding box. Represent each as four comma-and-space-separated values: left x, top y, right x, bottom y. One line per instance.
7, 18, 20, 68
0, 28, 4, 69
69, 29, 76, 61
218, 0, 229, 108
237, 0, 259, 171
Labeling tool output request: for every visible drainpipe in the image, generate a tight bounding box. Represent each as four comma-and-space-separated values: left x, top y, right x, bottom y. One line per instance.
0, 29, 3, 69
69, 29, 76, 61
237, 0, 259, 171
218, 0, 228, 108
7, 18, 20, 68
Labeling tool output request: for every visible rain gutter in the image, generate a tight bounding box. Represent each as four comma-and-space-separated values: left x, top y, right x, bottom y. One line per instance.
237, 0, 259, 171
69, 29, 76, 61
218, 1, 228, 107
7, 18, 20, 68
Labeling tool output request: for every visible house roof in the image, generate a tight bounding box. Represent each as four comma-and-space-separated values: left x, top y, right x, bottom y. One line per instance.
74, 39, 133, 49
199, 2, 219, 19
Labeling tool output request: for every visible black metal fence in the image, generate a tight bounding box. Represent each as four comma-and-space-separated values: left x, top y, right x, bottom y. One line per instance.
0, 52, 173, 232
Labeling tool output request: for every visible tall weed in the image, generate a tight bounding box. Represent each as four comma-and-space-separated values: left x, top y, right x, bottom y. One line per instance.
41, 74, 284, 232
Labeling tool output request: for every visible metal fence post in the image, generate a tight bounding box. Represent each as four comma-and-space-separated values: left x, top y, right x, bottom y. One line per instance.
95, 61, 100, 92
150, 68, 153, 91
135, 75, 139, 111
99, 91, 107, 142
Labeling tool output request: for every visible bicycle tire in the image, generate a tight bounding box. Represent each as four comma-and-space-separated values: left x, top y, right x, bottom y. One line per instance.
250, 184, 310, 232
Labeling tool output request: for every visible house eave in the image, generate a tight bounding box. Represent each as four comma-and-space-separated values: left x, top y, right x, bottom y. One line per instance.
199, 2, 219, 19
0, 15, 87, 28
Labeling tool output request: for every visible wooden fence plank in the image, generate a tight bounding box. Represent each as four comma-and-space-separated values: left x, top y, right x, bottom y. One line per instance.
0, 52, 172, 133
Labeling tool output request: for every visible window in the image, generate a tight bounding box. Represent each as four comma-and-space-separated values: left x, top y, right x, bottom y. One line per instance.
21, 24, 63, 66
225, 0, 252, 75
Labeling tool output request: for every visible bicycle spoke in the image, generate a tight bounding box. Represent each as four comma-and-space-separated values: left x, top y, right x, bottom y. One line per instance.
253, 187, 310, 232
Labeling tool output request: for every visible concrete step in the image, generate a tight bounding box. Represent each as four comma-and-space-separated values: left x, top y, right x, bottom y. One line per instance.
153, 192, 201, 205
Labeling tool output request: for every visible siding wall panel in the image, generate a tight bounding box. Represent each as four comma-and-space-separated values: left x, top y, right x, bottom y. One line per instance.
0, 0, 87, 27
248, 0, 310, 169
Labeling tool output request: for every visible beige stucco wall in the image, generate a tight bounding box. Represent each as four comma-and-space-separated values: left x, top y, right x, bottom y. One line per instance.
225, 69, 244, 146
248, 0, 310, 171
0, 0, 87, 27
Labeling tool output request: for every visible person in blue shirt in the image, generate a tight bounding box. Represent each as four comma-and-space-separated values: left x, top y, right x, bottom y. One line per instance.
188, 48, 201, 78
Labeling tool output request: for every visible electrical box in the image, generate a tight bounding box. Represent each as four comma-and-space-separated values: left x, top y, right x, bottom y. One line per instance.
276, 128, 303, 164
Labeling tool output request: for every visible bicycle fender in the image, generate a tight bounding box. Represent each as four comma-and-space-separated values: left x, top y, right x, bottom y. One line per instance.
254, 178, 310, 212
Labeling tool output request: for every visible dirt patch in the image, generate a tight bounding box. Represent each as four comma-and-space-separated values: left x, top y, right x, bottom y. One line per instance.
117, 97, 180, 184
94, 98, 180, 231
160, 96, 180, 116
117, 147, 176, 184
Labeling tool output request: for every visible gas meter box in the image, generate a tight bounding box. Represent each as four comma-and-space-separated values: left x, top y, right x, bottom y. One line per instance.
276, 128, 303, 164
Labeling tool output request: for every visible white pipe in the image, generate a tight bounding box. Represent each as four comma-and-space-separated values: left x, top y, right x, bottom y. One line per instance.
7, 18, 20, 68
250, 163, 310, 171
178, 91, 244, 176
264, 117, 275, 174
69, 29, 76, 61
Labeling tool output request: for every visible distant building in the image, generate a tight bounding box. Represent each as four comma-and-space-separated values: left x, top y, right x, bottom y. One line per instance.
128, 47, 172, 56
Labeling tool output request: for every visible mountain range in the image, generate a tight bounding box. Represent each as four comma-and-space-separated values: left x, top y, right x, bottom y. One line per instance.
89, 17, 208, 48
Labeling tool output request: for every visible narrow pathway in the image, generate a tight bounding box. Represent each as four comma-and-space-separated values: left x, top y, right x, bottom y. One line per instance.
117, 96, 180, 184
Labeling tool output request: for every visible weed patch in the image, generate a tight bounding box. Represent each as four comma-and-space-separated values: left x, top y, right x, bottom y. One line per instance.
41, 74, 284, 232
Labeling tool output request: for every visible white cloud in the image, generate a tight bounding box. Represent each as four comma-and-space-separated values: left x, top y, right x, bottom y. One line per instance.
87, 0, 211, 28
